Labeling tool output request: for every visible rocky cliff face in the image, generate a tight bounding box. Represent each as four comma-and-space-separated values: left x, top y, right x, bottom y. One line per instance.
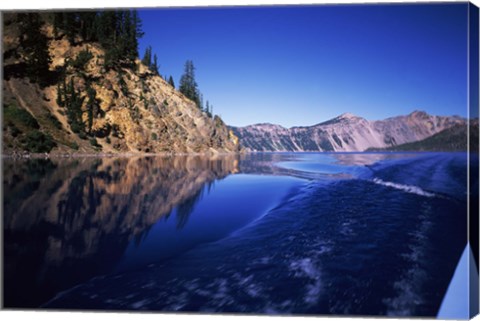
2, 13, 240, 154
231, 111, 466, 152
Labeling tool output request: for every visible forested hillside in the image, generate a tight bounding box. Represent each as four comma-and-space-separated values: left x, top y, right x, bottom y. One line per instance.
3, 11, 240, 155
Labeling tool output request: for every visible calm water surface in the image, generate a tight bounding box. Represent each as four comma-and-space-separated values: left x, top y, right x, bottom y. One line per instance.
3, 152, 476, 316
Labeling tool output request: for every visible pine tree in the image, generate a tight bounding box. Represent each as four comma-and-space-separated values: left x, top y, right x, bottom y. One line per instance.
117, 9, 143, 68
62, 76, 67, 106
96, 11, 116, 47
78, 12, 98, 41
18, 13, 52, 86
64, 77, 86, 135
199, 93, 204, 111
120, 10, 132, 63
142, 46, 152, 67
205, 100, 212, 118
115, 10, 124, 45
168, 75, 175, 88
130, 10, 144, 60
100, 10, 121, 69
151, 54, 159, 75
179, 60, 201, 109
64, 12, 79, 44
86, 84, 100, 134
53, 12, 63, 38
56, 82, 64, 107
96, 10, 143, 70
52, 11, 99, 43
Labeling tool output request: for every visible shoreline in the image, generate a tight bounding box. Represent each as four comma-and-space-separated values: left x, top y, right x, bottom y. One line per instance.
1, 150, 248, 159
1, 150, 468, 159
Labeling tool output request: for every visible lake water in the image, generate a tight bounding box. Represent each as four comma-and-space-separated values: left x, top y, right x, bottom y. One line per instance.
3, 152, 476, 317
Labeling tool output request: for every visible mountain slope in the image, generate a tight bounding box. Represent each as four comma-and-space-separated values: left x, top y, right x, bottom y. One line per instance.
366, 122, 479, 152
2, 13, 240, 155
231, 111, 466, 152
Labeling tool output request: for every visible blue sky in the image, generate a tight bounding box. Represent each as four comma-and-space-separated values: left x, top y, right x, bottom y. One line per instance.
138, 3, 469, 127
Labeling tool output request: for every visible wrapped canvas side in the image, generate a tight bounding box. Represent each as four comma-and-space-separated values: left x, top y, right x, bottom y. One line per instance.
469, 1, 480, 319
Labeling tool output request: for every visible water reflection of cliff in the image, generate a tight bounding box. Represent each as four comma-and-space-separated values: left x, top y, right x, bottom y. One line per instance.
3, 155, 239, 308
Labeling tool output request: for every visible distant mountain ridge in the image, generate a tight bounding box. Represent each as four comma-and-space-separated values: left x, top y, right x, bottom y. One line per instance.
367, 121, 479, 152
230, 111, 467, 152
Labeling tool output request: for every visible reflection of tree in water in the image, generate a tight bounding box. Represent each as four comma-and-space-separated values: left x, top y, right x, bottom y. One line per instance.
174, 180, 217, 229
57, 173, 104, 229
133, 224, 153, 248
175, 188, 204, 229
3, 158, 57, 213
3, 155, 239, 308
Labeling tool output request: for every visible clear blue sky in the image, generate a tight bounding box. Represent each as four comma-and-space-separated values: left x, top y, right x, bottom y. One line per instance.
138, 3, 469, 127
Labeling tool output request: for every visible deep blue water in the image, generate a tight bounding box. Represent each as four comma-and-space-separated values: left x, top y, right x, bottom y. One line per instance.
2, 152, 475, 317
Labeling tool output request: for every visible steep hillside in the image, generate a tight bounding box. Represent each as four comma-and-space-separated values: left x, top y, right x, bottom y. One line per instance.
367, 121, 479, 152
2, 12, 240, 155
231, 111, 466, 152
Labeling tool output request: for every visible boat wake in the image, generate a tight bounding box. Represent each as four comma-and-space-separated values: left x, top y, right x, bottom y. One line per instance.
372, 178, 436, 198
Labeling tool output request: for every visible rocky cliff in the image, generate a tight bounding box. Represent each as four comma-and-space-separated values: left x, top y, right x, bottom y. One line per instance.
231, 111, 466, 152
2, 13, 240, 155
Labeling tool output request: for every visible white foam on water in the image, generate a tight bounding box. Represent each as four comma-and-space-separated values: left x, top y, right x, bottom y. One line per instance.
250, 256, 271, 266
383, 270, 426, 316
340, 219, 357, 236
168, 291, 188, 311
305, 280, 322, 304
130, 299, 150, 309
245, 283, 263, 298
289, 258, 319, 279
383, 202, 432, 316
231, 273, 264, 299
289, 258, 322, 305
201, 278, 235, 309
372, 178, 436, 198
262, 300, 294, 314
